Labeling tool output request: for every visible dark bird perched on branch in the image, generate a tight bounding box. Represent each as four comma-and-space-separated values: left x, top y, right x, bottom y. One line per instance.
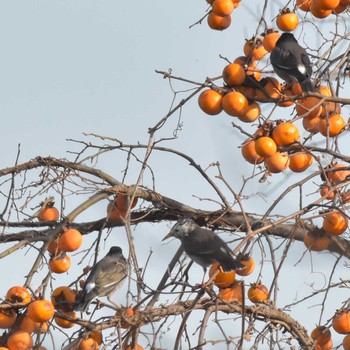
270, 32, 314, 92
74, 246, 128, 312
162, 218, 244, 272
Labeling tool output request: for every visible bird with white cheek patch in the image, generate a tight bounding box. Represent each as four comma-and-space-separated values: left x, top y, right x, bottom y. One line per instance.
270, 32, 314, 92
162, 218, 244, 274
74, 246, 128, 312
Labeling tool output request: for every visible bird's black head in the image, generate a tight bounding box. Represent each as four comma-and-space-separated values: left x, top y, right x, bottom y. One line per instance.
108, 246, 123, 255
278, 32, 297, 44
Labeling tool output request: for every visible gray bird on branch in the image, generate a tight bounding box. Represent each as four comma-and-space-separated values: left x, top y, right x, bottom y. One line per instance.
162, 218, 244, 272
74, 246, 128, 312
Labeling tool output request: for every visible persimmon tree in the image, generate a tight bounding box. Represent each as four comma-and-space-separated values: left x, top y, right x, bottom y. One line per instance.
1, 0, 350, 349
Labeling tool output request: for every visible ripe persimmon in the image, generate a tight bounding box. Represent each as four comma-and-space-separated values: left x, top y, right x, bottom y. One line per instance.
319, 114, 346, 137
243, 37, 267, 60
296, 0, 312, 11
19, 314, 45, 334
49, 254, 71, 274
27, 300, 55, 323
47, 238, 61, 256
241, 139, 264, 165
237, 101, 260, 123
38, 203, 59, 222
296, 97, 323, 118
310, 1, 332, 17
303, 232, 330, 251
7, 331, 33, 350
312, 0, 340, 10
343, 334, 350, 350
0, 310, 17, 329
6, 286, 31, 305
198, 89, 223, 115
276, 10, 298, 31
320, 185, 335, 200
222, 63, 246, 86
51, 286, 76, 312
114, 194, 138, 212
327, 163, 350, 184
207, 12, 231, 30
209, 263, 236, 288
54, 311, 76, 329
212, 0, 234, 16
254, 137, 277, 158
218, 281, 243, 303
311, 326, 332, 346
264, 152, 290, 173
58, 228, 83, 252
302, 114, 321, 133
322, 211, 348, 235
332, 310, 350, 334
79, 337, 99, 350
125, 345, 144, 350
248, 282, 269, 303
222, 91, 248, 116
120, 307, 135, 328
236, 256, 255, 276
288, 152, 313, 173
272, 122, 300, 146
90, 330, 103, 345
262, 30, 281, 52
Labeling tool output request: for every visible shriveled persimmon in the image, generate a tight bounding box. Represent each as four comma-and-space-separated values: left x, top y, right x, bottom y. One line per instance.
27, 300, 55, 323
7, 331, 33, 350
264, 152, 290, 173
209, 263, 236, 288
276, 10, 298, 31
222, 91, 248, 116
218, 281, 243, 303
198, 89, 223, 115
288, 152, 313, 173
248, 282, 269, 303
51, 286, 76, 312
207, 12, 231, 30
58, 228, 83, 252
322, 211, 348, 235
272, 122, 300, 146
6, 286, 31, 305
332, 310, 350, 334
49, 253, 71, 274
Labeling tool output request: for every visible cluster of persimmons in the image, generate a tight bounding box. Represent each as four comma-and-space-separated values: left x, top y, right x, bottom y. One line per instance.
198, 1, 350, 349
0, 195, 143, 350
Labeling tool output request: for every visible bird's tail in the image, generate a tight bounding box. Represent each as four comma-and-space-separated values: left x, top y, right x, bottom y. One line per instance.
221, 258, 245, 271
300, 78, 315, 92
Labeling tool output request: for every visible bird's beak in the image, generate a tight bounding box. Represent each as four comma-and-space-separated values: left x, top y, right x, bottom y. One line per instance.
162, 231, 174, 241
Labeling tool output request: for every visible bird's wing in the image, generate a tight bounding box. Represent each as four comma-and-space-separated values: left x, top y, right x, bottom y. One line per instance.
84, 257, 127, 290
182, 228, 231, 256
271, 46, 298, 70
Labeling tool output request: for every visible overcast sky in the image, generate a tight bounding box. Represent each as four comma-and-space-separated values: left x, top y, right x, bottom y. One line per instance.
0, 1, 348, 348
